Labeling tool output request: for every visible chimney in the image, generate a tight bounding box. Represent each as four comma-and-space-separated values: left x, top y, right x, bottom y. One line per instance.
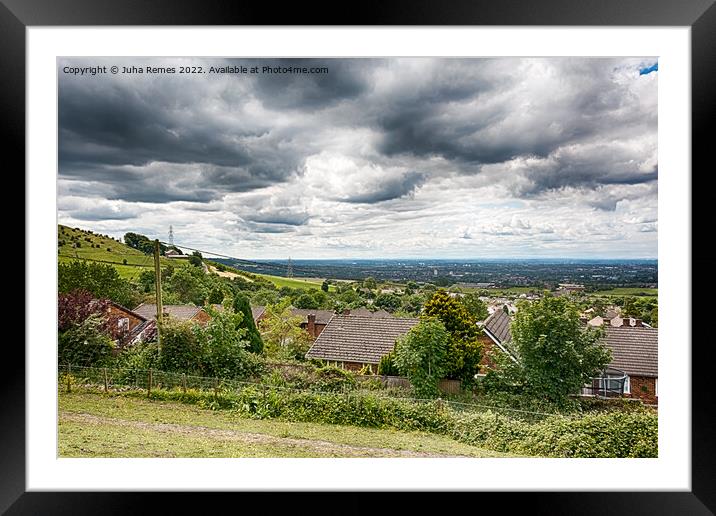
343, 309, 351, 316
307, 314, 316, 338
634, 319, 643, 327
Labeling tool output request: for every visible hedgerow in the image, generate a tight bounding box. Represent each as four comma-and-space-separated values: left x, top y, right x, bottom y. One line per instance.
99, 384, 656, 457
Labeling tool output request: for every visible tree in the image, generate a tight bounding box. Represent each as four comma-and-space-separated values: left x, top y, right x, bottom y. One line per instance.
460, 292, 489, 321
157, 317, 204, 374
194, 306, 262, 379
374, 293, 402, 312
506, 296, 612, 403
401, 294, 425, 315
258, 299, 313, 360
293, 292, 320, 309
363, 277, 377, 290
58, 260, 139, 308
393, 318, 450, 397
321, 280, 330, 292
232, 293, 264, 353
59, 313, 115, 367
188, 251, 203, 268
165, 266, 208, 305
422, 289, 483, 386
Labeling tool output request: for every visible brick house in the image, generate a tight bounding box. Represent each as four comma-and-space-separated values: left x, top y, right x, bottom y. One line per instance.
305, 314, 419, 372
132, 303, 212, 325
480, 310, 658, 405
251, 305, 335, 339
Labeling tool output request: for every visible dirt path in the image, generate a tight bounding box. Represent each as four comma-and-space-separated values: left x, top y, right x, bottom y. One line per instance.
60, 412, 465, 458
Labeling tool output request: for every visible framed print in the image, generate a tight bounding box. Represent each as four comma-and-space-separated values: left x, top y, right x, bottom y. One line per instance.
6, 0, 715, 513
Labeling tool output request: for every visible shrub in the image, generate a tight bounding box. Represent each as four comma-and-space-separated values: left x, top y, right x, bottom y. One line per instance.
313, 366, 357, 392
58, 314, 114, 367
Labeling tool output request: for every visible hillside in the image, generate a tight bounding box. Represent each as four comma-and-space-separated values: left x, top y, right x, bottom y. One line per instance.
58, 225, 326, 290
57, 224, 180, 280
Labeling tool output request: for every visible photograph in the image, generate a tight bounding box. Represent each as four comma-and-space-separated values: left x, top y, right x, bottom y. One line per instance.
56, 56, 660, 460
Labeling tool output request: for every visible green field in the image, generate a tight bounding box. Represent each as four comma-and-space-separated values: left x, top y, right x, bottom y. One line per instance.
590, 287, 658, 297
58, 391, 511, 458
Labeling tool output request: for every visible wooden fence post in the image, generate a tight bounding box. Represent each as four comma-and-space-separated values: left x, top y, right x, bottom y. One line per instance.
66, 363, 72, 393
181, 374, 187, 393
148, 368, 153, 397
103, 367, 108, 392
213, 377, 219, 399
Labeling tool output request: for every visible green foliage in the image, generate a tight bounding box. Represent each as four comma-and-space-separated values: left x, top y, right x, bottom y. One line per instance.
157, 318, 204, 374
259, 299, 313, 360
58, 260, 139, 308
363, 277, 377, 290
313, 366, 358, 392
114, 384, 658, 457
505, 296, 612, 403
378, 351, 400, 376
114, 341, 160, 371
293, 292, 320, 309
459, 292, 489, 321
194, 306, 264, 379
58, 314, 114, 367
321, 280, 329, 292
374, 293, 402, 312
165, 266, 208, 305
232, 293, 264, 354
422, 289, 483, 385
400, 294, 425, 315
188, 251, 203, 268
123, 232, 156, 254
394, 318, 450, 397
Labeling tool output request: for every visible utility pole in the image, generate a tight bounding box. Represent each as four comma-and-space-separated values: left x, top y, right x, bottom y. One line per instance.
154, 239, 163, 352
168, 225, 174, 246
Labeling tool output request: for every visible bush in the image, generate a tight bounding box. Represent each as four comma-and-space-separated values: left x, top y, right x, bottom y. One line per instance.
58, 314, 115, 367
313, 366, 357, 392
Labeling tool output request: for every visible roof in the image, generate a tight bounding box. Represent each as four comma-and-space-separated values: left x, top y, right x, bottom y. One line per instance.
603, 326, 658, 377
350, 307, 394, 318
305, 315, 419, 364
133, 303, 203, 321
251, 305, 266, 322
483, 308, 513, 345
485, 311, 658, 378
289, 308, 335, 325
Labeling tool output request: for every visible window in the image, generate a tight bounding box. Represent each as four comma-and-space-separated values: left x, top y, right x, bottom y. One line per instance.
655, 379, 658, 397
623, 375, 631, 394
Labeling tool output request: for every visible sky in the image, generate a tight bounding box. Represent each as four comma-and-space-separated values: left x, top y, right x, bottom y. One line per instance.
57, 57, 658, 260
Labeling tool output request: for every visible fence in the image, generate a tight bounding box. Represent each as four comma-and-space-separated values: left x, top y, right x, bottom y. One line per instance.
58, 364, 564, 422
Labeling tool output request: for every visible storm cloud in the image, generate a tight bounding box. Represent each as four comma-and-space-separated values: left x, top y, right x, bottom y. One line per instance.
58, 57, 658, 258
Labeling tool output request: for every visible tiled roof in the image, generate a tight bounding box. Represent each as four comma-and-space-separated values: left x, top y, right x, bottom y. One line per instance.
251, 305, 266, 322
133, 303, 202, 321
603, 326, 658, 377
483, 308, 512, 345
290, 308, 335, 325
305, 315, 419, 364
350, 307, 394, 318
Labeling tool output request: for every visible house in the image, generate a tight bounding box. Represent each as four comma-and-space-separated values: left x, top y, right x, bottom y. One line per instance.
165, 249, 188, 259
132, 303, 212, 325
251, 305, 335, 339
305, 314, 419, 372
288, 309, 335, 339
349, 307, 393, 318
480, 310, 658, 405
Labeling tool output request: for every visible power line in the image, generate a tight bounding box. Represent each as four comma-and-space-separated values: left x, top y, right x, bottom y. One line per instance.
157, 240, 323, 277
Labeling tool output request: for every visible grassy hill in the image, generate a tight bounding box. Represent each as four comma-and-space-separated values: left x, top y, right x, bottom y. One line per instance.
58, 225, 327, 290
57, 225, 179, 280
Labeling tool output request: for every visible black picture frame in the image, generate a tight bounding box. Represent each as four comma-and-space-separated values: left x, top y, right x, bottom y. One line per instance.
5, 0, 714, 513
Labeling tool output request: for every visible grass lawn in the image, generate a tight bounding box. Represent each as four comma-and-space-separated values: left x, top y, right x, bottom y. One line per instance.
591, 287, 658, 297
59, 391, 513, 458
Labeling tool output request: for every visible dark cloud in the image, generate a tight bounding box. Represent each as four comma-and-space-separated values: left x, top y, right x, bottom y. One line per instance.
58, 57, 657, 212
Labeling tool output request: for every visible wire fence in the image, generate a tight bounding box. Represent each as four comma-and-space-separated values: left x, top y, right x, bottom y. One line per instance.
58, 364, 567, 421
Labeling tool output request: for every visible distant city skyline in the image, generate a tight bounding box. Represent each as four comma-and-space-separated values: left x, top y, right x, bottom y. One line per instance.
58, 57, 658, 260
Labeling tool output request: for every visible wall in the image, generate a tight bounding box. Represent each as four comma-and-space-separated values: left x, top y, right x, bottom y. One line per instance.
626, 375, 658, 405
